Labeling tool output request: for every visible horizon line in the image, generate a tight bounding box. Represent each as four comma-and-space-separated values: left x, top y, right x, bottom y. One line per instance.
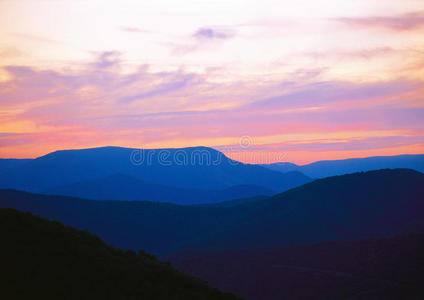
1, 145, 422, 166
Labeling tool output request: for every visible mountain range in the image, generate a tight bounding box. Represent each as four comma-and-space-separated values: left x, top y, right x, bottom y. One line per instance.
0, 146, 310, 204
262, 154, 424, 178
3, 148, 423, 206
44, 173, 275, 205
2, 169, 423, 255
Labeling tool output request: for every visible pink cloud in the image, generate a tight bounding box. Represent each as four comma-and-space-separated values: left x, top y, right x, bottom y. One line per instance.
120, 27, 149, 33
1, 51, 423, 161
336, 11, 424, 31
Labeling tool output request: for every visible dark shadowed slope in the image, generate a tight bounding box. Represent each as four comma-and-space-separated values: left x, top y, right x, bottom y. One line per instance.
196, 195, 269, 208
44, 173, 275, 205
0, 208, 240, 300
0, 190, 220, 255
171, 234, 424, 300
191, 168, 424, 250
0, 146, 311, 193
263, 154, 424, 178
1, 169, 423, 255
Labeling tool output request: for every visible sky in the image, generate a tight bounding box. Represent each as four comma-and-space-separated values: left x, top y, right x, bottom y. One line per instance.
0, 0, 423, 164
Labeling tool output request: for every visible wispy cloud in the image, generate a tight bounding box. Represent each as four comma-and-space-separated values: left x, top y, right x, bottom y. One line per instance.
303, 47, 396, 60
10, 32, 64, 44
120, 26, 149, 33
170, 26, 236, 55
92, 51, 121, 69
336, 11, 424, 31
0, 51, 423, 161
0, 47, 24, 58
217, 135, 424, 153
193, 27, 235, 40
119, 73, 199, 103
247, 80, 419, 110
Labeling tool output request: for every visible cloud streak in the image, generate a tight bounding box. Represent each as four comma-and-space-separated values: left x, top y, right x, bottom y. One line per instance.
118, 73, 199, 103
0, 50, 423, 162
120, 26, 149, 33
170, 26, 236, 55
336, 11, 424, 31
193, 27, 235, 40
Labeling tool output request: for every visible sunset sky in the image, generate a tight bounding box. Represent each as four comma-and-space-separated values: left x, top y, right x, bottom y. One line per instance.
0, 0, 423, 164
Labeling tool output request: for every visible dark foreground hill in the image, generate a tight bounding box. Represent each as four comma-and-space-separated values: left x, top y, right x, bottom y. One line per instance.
0, 208, 240, 300
171, 234, 424, 300
1, 169, 423, 255
262, 154, 424, 178
0, 146, 311, 193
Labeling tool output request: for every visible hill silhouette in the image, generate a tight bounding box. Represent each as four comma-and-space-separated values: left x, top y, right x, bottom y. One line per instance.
0, 146, 310, 194
263, 154, 424, 178
172, 234, 424, 300
1, 169, 423, 255
189, 168, 424, 250
44, 173, 275, 205
0, 208, 240, 300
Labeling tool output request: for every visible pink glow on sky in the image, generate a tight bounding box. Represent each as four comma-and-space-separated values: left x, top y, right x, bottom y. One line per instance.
0, 0, 423, 164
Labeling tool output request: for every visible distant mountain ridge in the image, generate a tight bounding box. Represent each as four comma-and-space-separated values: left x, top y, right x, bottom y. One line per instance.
0, 146, 311, 198
44, 173, 275, 205
262, 154, 424, 178
1, 169, 423, 255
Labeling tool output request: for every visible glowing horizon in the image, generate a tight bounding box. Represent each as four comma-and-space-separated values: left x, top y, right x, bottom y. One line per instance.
1, 0, 423, 164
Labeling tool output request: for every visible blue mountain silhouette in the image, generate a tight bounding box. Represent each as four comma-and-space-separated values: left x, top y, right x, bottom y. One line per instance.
263, 154, 424, 178
0, 146, 311, 197
44, 173, 275, 205
1, 169, 423, 255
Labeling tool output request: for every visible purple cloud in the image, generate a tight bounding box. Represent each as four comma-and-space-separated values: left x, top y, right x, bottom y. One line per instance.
193, 27, 235, 39
1, 50, 423, 159
119, 73, 199, 103
169, 27, 235, 55
93, 51, 121, 69
247, 80, 419, 110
